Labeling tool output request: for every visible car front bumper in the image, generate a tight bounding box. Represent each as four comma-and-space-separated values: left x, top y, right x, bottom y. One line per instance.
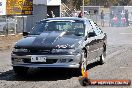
11, 54, 81, 68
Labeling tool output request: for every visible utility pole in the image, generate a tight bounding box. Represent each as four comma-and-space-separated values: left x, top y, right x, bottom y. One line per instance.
83, 0, 84, 17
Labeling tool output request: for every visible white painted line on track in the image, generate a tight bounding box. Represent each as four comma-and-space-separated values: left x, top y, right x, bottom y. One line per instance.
120, 67, 132, 69
106, 49, 128, 61
120, 33, 132, 35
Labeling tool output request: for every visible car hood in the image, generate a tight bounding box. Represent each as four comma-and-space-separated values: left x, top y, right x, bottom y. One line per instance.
15, 31, 83, 49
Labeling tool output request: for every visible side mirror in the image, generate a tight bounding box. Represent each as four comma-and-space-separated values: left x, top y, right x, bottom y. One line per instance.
88, 32, 96, 37
23, 32, 29, 36
104, 33, 107, 36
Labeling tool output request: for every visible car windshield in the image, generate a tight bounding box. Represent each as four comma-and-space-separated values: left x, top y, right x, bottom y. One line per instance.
30, 20, 85, 36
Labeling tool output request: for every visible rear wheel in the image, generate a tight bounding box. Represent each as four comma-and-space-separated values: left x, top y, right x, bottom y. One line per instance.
99, 50, 106, 65
13, 66, 29, 76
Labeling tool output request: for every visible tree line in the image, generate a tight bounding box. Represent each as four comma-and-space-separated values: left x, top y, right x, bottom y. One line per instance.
62, 0, 132, 10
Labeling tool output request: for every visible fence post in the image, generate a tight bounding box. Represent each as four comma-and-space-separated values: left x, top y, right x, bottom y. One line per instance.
5, 16, 8, 36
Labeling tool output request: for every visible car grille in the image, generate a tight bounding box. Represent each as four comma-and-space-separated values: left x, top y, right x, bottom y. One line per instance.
29, 49, 51, 54
23, 58, 57, 64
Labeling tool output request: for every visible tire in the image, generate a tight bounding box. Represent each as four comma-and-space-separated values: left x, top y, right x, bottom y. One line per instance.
13, 66, 29, 76
99, 51, 106, 65
79, 77, 89, 86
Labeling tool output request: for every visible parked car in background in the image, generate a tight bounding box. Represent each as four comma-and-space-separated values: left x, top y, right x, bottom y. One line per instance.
11, 17, 107, 75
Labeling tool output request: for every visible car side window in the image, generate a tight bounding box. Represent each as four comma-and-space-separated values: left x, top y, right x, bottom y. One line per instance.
93, 27, 103, 36
85, 20, 92, 36
89, 20, 103, 36
85, 20, 97, 37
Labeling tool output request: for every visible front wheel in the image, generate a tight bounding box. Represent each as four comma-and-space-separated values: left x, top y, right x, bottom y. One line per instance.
79, 51, 87, 75
79, 77, 90, 86
99, 51, 106, 65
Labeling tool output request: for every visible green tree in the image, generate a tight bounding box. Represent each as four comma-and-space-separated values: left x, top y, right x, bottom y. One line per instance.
62, 0, 132, 10
61, 0, 68, 4
118, 0, 131, 5
84, 0, 90, 5
107, 0, 132, 6
72, 0, 90, 10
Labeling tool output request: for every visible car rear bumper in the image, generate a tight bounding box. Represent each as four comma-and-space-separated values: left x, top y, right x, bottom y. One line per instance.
11, 54, 81, 68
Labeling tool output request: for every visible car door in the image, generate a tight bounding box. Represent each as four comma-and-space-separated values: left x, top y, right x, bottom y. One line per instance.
90, 21, 105, 58
87, 28, 98, 61
94, 27, 106, 57
84, 20, 98, 61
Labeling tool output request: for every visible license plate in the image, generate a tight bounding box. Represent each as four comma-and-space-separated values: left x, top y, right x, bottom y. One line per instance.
31, 55, 46, 62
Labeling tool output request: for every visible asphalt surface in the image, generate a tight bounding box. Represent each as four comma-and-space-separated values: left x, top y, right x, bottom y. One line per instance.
0, 26, 132, 88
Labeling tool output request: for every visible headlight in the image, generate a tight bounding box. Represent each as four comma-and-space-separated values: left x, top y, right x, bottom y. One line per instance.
13, 48, 28, 52
51, 49, 75, 54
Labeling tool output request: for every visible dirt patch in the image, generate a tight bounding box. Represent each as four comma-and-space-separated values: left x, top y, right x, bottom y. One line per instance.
0, 34, 23, 50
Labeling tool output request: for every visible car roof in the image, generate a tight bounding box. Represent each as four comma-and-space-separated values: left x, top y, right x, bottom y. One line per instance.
40, 17, 91, 22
